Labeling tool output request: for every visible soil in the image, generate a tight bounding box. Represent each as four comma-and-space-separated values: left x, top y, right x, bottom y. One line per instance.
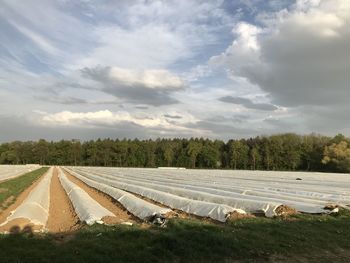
228, 211, 256, 220
63, 169, 137, 225
0, 188, 8, 193
46, 167, 81, 233
275, 205, 298, 217
0, 170, 48, 233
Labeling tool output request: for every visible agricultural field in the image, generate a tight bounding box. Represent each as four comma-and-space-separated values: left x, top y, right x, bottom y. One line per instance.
0, 165, 41, 182
0, 166, 350, 262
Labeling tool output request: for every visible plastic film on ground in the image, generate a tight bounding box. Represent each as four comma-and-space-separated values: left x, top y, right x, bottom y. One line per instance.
64, 167, 172, 220
58, 168, 115, 225
0, 167, 53, 227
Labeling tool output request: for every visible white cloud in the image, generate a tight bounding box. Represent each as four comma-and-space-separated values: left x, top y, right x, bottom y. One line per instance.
108, 67, 184, 91
2, 0, 349, 140
81, 66, 185, 106
212, 0, 350, 107
210, 22, 261, 77
38, 109, 198, 132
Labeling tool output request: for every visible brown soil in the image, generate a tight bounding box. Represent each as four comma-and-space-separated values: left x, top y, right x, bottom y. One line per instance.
275, 205, 298, 217
0, 188, 8, 193
46, 167, 80, 233
63, 169, 137, 225
228, 211, 256, 220
0, 169, 49, 233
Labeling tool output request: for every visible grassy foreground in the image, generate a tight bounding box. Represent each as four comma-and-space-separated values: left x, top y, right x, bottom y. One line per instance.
0, 210, 349, 263
0, 167, 49, 209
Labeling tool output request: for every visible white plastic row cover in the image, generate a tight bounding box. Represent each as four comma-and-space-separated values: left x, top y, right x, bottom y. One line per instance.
64, 167, 171, 220
77, 167, 349, 212
0, 165, 41, 182
95, 168, 350, 204
58, 168, 115, 225
0, 167, 53, 227
81, 169, 328, 214
69, 169, 242, 222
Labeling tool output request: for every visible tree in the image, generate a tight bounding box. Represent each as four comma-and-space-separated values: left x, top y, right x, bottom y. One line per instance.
0, 133, 346, 172
197, 142, 220, 168
186, 140, 202, 168
34, 139, 49, 165
229, 140, 249, 169
249, 147, 260, 170
322, 141, 350, 172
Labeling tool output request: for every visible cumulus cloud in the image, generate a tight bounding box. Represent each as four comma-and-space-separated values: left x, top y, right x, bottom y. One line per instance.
1, 0, 349, 140
219, 96, 278, 111
212, 0, 350, 107
82, 66, 185, 106
0, 114, 188, 142
40, 110, 162, 128
36, 110, 199, 134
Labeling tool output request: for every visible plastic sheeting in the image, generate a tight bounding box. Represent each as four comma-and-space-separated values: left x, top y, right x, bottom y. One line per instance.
0, 165, 41, 182
64, 168, 172, 221
65, 168, 244, 222
94, 168, 350, 205
68, 167, 349, 216
0, 167, 53, 227
72, 169, 327, 215
58, 168, 115, 225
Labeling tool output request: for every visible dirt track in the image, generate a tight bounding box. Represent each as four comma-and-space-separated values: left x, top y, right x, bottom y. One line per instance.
46, 168, 80, 233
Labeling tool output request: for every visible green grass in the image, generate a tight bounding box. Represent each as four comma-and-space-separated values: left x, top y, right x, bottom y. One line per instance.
0, 210, 349, 262
0, 167, 49, 208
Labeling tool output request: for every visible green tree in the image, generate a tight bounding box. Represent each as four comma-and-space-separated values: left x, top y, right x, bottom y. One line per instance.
322, 141, 350, 172
186, 140, 202, 168
229, 140, 249, 169
249, 147, 260, 170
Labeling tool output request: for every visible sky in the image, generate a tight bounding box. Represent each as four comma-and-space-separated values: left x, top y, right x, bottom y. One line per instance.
0, 0, 349, 142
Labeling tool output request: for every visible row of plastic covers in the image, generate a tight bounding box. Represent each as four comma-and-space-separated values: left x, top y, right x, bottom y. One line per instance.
1, 167, 120, 229
58, 168, 115, 225
0, 165, 41, 182
66, 167, 350, 220
65, 168, 255, 222
63, 167, 172, 221
0, 167, 53, 227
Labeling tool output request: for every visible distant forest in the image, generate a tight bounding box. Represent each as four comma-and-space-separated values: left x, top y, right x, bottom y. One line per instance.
0, 133, 349, 173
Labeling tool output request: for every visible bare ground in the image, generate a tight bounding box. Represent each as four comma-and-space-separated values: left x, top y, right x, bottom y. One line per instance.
63, 169, 137, 225
0, 188, 8, 193
46, 167, 80, 233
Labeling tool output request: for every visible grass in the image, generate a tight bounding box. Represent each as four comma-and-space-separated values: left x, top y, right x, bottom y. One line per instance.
0, 210, 349, 262
0, 167, 49, 209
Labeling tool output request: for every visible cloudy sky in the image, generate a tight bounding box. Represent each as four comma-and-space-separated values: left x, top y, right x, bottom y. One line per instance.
0, 0, 349, 142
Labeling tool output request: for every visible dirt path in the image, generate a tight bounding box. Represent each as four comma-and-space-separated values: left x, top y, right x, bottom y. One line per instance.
63, 169, 137, 225
0, 169, 49, 233
46, 167, 80, 233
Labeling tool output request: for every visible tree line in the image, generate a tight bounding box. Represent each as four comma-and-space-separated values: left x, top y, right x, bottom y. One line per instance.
0, 133, 349, 173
